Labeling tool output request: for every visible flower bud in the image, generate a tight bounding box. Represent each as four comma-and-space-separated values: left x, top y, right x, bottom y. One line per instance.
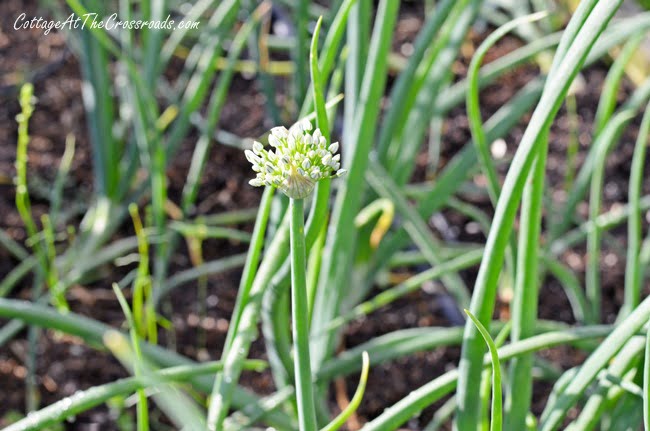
245, 121, 347, 199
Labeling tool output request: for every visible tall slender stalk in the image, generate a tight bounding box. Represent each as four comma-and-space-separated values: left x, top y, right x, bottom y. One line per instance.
293, 0, 309, 108
506, 132, 547, 429
620, 102, 650, 318
208, 190, 282, 431
585, 112, 635, 323
465, 310, 502, 431
111, 284, 149, 431
290, 198, 317, 431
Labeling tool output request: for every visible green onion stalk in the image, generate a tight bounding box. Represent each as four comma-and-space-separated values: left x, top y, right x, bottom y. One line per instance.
246, 120, 345, 430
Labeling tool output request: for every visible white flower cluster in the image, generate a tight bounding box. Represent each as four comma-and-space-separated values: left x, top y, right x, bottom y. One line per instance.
245, 120, 346, 199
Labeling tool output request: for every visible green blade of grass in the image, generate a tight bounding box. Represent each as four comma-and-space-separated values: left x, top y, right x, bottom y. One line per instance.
620, 101, 650, 318
261, 262, 294, 391
168, 222, 252, 242
601, 385, 645, 430
0, 230, 29, 261
465, 26, 551, 400
192, 208, 260, 225
106, 328, 209, 431
318, 326, 484, 382
498, 16, 551, 422
320, 351, 370, 431
318, 320, 595, 382
342, 0, 370, 135
111, 284, 150, 431
465, 310, 502, 431
304, 13, 333, 251
49, 134, 75, 228
437, 12, 650, 117
0, 257, 37, 298
309, 16, 329, 137
142, 0, 167, 86
546, 0, 597, 78
423, 395, 457, 431
75, 12, 119, 199
585, 111, 636, 323
436, 31, 561, 115
224, 186, 274, 348
241, 0, 281, 124
292, 0, 310, 108
157, 0, 217, 74
506, 129, 548, 430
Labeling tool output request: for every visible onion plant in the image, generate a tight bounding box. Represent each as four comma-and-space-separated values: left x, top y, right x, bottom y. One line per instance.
244, 119, 346, 430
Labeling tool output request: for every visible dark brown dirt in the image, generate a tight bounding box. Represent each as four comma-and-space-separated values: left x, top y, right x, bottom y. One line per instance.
1, 1, 648, 430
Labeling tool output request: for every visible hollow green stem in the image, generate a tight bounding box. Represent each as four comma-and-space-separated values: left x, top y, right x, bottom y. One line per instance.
111, 284, 149, 431
507, 131, 548, 430
620, 101, 650, 318
208, 188, 282, 431
320, 351, 370, 431
586, 112, 635, 323
465, 310, 502, 431
290, 198, 317, 431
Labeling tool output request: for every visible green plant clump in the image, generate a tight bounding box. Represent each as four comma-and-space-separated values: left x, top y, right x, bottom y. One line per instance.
4, 1, 650, 430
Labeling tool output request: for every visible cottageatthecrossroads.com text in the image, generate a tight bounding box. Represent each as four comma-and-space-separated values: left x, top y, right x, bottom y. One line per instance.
14, 12, 200, 35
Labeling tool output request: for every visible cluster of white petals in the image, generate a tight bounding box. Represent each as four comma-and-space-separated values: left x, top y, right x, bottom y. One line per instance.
245, 120, 346, 199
